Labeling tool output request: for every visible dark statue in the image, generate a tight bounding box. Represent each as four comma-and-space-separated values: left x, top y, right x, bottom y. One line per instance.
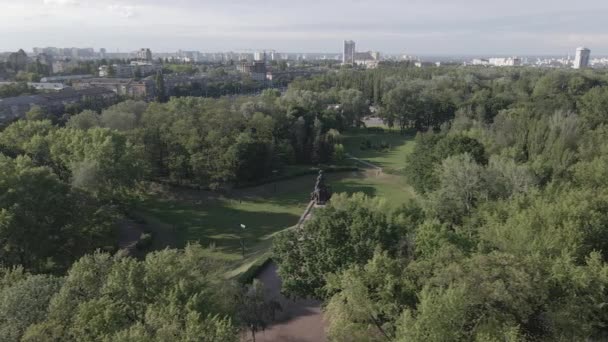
311, 170, 332, 205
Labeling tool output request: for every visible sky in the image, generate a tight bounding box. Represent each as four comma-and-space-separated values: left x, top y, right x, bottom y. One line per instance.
1, 0, 608, 55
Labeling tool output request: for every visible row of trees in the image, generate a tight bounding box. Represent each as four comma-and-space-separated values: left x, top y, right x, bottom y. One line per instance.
274, 66, 608, 341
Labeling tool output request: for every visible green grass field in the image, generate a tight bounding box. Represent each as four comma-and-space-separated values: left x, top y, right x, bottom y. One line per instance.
136, 129, 417, 278
342, 128, 416, 173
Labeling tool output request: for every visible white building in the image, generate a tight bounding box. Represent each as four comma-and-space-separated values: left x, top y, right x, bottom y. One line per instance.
488, 57, 521, 66
573, 47, 591, 69
343, 40, 356, 64
354, 51, 381, 69
471, 59, 489, 66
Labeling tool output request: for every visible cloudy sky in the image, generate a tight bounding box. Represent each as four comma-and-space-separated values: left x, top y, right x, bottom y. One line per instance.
1, 0, 607, 55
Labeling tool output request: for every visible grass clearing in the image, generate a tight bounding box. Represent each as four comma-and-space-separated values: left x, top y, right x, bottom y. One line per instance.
137, 170, 415, 276
342, 128, 416, 173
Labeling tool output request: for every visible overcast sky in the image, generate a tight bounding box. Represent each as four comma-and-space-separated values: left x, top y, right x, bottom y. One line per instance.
1, 0, 607, 55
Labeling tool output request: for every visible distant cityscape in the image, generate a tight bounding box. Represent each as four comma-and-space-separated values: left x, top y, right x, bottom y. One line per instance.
0, 43, 604, 71
0, 40, 602, 124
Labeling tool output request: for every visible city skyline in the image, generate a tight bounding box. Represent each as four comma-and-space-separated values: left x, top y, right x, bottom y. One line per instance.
2, 0, 608, 54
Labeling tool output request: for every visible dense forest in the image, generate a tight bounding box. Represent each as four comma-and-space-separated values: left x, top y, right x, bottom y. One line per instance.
2, 65, 608, 340
274, 66, 608, 341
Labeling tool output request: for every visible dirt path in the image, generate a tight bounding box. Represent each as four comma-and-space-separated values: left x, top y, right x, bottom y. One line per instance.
243, 262, 327, 342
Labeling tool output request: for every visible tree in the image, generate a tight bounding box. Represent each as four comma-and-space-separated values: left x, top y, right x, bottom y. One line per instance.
155, 71, 166, 102
273, 193, 409, 299
325, 251, 416, 341
236, 280, 282, 342
0, 274, 63, 341
426, 153, 487, 224
25, 244, 240, 342
66, 110, 101, 130
25, 105, 47, 121
48, 128, 148, 200
578, 86, 608, 128
339, 88, 369, 127
0, 155, 114, 272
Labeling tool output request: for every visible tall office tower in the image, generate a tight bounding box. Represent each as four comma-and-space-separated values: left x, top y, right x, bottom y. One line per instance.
573, 47, 591, 69
343, 40, 356, 64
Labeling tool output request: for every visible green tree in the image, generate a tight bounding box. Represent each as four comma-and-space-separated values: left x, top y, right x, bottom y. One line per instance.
25, 105, 47, 121
66, 110, 101, 130
273, 193, 409, 299
155, 71, 166, 102
0, 274, 63, 341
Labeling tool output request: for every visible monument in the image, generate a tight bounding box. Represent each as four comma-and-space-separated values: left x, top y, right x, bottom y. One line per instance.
311, 170, 332, 205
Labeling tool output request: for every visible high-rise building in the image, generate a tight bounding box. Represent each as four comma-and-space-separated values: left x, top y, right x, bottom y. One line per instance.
136, 48, 153, 62
573, 47, 591, 69
343, 40, 356, 64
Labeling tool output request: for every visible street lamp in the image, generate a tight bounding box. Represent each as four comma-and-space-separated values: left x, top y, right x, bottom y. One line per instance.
240, 224, 246, 258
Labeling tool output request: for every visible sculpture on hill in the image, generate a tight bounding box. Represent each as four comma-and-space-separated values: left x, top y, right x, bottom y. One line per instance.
311, 170, 332, 205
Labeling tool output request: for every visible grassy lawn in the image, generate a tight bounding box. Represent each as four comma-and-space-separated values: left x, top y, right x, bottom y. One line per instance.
137, 169, 415, 275
342, 128, 416, 173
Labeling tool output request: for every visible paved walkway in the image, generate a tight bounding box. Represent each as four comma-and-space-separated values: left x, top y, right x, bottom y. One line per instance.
242, 199, 328, 341
244, 262, 327, 342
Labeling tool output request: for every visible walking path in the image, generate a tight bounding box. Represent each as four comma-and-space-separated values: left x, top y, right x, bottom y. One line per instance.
244, 262, 327, 342
243, 198, 329, 341
346, 153, 383, 172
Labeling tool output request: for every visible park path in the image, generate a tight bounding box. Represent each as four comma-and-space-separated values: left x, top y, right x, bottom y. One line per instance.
243, 262, 327, 342
346, 153, 383, 172
242, 200, 328, 341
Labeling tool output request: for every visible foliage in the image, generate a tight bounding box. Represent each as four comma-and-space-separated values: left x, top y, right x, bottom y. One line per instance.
0, 155, 115, 272
273, 193, 412, 299
19, 245, 240, 342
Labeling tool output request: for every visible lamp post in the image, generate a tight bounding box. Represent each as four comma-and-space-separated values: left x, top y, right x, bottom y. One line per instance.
272, 170, 278, 192
240, 224, 246, 258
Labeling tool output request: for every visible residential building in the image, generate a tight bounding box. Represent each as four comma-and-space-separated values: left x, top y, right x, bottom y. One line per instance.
72, 78, 155, 100
237, 61, 267, 81
0, 82, 67, 91
36, 53, 53, 66
573, 47, 591, 69
0, 87, 117, 123
99, 62, 161, 78
488, 57, 522, 66
136, 48, 153, 61
343, 40, 356, 64
354, 51, 381, 68
41, 74, 94, 83
254, 51, 265, 61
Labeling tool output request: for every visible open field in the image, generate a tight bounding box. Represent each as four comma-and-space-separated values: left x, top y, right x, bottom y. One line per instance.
136, 169, 414, 271
342, 128, 416, 173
